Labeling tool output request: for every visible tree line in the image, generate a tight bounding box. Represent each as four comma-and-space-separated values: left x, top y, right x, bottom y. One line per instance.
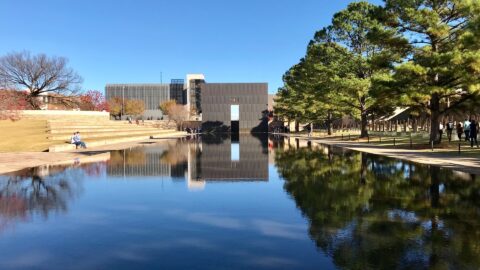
274, 0, 480, 143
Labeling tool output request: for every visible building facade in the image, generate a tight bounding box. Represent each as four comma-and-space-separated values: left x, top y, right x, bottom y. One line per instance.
105, 82, 185, 119
105, 74, 268, 132
201, 83, 268, 133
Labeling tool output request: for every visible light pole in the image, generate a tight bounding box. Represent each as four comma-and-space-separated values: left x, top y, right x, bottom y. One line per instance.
122, 86, 125, 118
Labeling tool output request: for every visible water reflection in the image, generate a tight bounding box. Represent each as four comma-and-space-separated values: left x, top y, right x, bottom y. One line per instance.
0, 135, 269, 233
2, 135, 480, 269
107, 134, 269, 189
191, 134, 268, 182
274, 139, 480, 269
0, 162, 104, 232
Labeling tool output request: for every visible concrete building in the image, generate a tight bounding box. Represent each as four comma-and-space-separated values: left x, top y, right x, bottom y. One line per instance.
105, 81, 185, 119
105, 74, 268, 133
201, 83, 268, 133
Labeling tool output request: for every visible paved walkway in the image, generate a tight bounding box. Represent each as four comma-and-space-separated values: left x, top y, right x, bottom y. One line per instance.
286, 134, 480, 174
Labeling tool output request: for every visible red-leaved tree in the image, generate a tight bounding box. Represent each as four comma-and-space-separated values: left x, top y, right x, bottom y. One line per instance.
79, 90, 109, 111
0, 90, 32, 120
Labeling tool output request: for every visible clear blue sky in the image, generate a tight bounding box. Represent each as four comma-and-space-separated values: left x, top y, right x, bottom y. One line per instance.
0, 0, 381, 94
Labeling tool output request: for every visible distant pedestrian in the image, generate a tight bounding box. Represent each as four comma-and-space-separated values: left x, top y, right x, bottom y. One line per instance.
438, 122, 444, 142
464, 118, 471, 141
446, 120, 454, 142
456, 122, 464, 141
470, 120, 478, 148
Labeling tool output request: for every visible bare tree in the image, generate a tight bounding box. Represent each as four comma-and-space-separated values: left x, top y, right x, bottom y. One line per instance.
169, 104, 190, 130
0, 51, 83, 109
159, 99, 177, 122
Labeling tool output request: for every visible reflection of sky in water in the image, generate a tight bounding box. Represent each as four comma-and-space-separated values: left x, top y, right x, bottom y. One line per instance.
0, 136, 479, 270
231, 143, 240, 161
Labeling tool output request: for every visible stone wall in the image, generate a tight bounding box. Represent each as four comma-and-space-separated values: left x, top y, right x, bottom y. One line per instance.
18, 110, 110, 121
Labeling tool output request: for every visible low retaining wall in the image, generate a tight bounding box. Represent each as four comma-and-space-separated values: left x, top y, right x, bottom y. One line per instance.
18, 110, 110, 121
48, 131, 187, 152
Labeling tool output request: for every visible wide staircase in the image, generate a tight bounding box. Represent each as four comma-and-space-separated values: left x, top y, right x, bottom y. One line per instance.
47, 120, 183, 152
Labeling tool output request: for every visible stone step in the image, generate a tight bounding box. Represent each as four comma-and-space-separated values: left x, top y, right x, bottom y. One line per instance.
48, 129, 176, 141
48, 126, 161, 134
48, 132, 187, 152
48, 123, 130, 128
48, 122, 175, 129
48, 123, 159, 128
47, 120, 168, 125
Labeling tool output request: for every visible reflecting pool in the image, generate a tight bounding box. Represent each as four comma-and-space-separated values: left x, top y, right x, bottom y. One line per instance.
0, 135, 479, 270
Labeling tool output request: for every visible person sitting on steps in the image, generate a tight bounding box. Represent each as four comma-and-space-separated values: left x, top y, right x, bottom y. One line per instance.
71, 131, 87, 149
70, 132, 77, 148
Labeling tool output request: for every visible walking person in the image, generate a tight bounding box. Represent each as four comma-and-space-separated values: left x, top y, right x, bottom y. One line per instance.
438, 122, 444, 142
470, 120, 479, 148
446, 120, 454, 142
464, 118, 471, 141
456, 122, 464, 141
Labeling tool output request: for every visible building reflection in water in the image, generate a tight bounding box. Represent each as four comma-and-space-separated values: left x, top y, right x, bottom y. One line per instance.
107, 142, 180, 179
188, 135, 269, 190
106, 134, 269, 190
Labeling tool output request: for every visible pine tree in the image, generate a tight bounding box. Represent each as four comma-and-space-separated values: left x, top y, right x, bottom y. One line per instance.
324, 1, 402, 137
383, 0, 480, 143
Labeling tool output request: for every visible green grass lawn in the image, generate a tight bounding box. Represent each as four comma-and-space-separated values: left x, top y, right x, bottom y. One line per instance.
305, 130, 480, 157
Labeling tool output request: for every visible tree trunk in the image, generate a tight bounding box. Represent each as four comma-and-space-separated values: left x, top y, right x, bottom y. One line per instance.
360, 109, 368, 138
430, 166, 440, 208
371, 114, 375, 131
430, 93, 441, 144
326, 111, 333, 135
360, 152, 367, 184
295, 119, 299, 132
28, 95, 40, 109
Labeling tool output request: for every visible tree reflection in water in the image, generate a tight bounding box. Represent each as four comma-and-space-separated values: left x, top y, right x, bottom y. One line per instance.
274, 142, 480, 269
0, 163, 104, 232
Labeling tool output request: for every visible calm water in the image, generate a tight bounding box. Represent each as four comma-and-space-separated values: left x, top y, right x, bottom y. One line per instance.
1, 135, 480, 270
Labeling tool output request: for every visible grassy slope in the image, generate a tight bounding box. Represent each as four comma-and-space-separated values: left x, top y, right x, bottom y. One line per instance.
0, 119, 53, 152
0, 119, 179, 152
